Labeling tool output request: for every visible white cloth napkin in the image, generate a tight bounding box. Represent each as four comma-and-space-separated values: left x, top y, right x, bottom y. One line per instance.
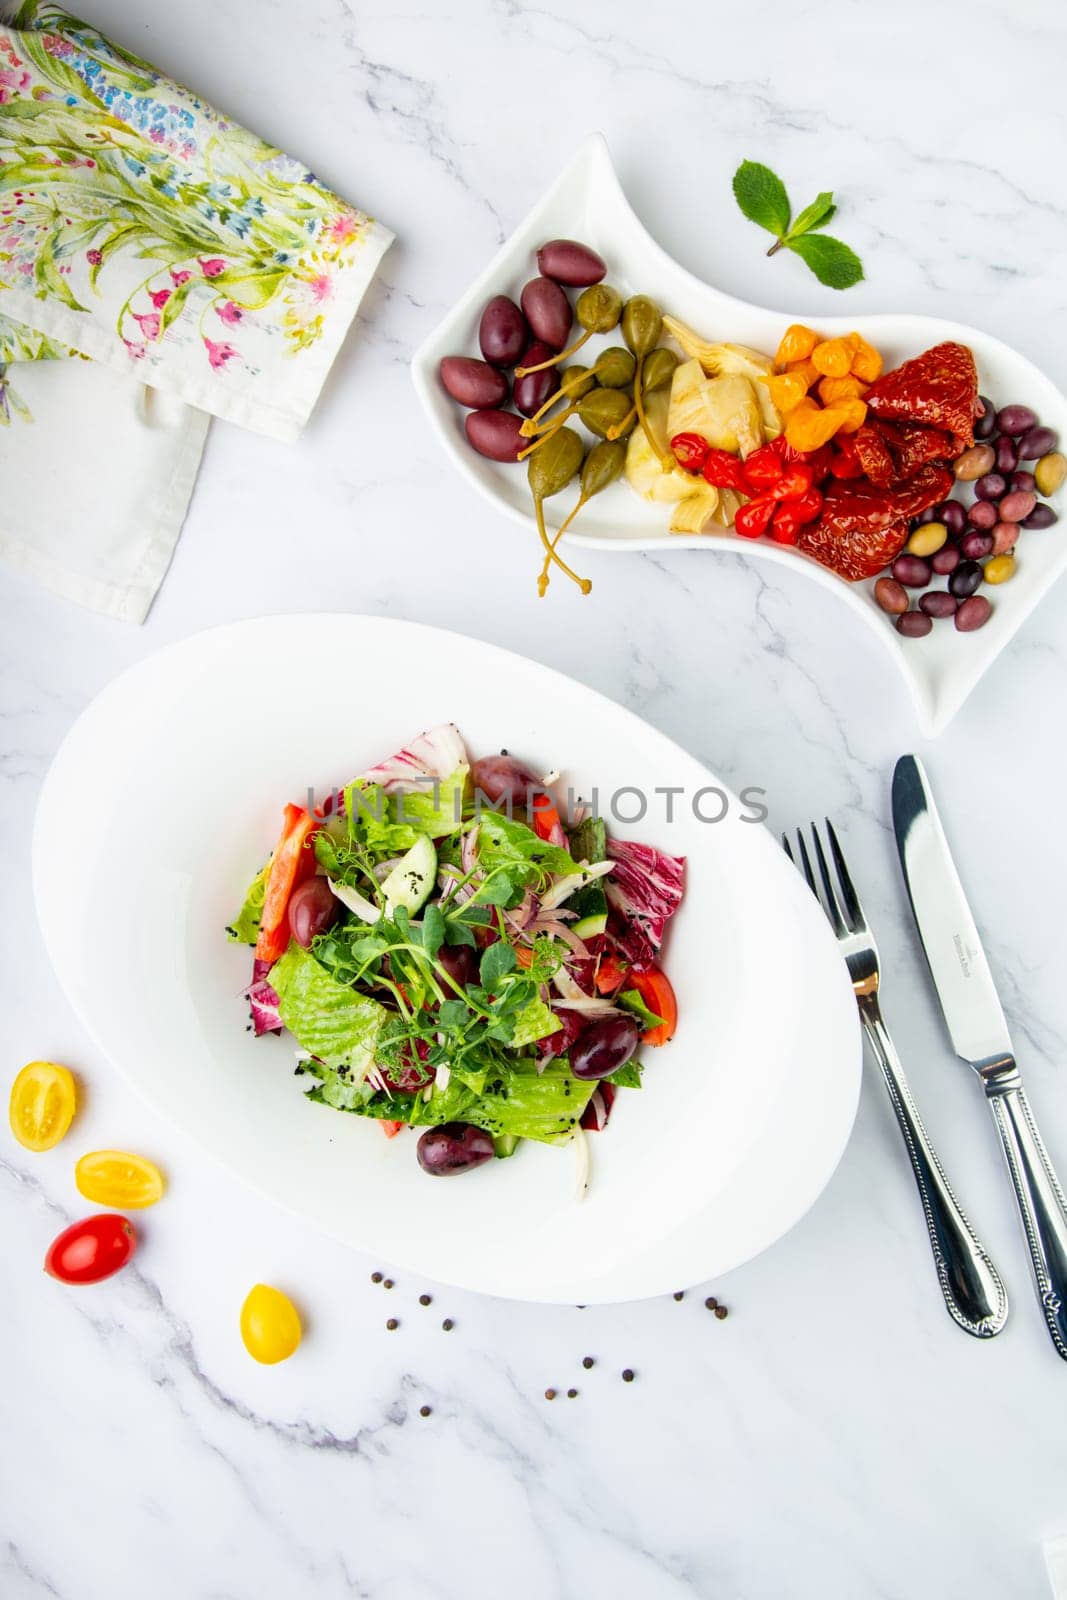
0, 3, 392, 620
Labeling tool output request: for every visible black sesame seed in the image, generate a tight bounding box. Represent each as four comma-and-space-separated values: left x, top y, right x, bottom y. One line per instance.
714, 1305, 728, 1321
704, 1296, 718, 1310
371, 1272, 383, 1284
383, 1278, 394, 1289
419, 1404, 432, 1418
673, 1291, 684, 1302
544, 1388, 556, 1401
567, 1388, 578, 1399
419, 1293, 432, 1306
386, 1318, 398, 1331
442, 1318, 454, 1331
621, 1368, 635, 1383
582, 1356, 594, 1370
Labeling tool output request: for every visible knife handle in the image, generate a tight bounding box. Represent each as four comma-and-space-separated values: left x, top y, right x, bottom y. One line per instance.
861, 1006, 1008, 1338
985, 1079, 1067, 1361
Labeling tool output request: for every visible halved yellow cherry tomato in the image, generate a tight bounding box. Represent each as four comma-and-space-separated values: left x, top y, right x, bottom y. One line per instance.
240, 1284, 302, 1364
75, 1149, 165, 1209
9, 1061, 77, 1152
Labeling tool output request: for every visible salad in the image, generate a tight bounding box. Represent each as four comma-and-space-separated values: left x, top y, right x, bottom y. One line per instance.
229, 724, 684, 1183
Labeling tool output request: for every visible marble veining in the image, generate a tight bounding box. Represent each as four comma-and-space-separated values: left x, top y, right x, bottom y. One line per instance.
3, 0, 1067, 1595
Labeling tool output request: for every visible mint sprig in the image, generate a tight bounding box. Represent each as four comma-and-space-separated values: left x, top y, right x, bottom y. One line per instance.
731, 161, 863, 290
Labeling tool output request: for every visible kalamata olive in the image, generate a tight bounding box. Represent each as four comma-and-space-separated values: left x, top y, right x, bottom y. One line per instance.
1018, 425, 1058, 460
953, 444, 995, 481
479, 295, 528, 367
995, 404, 1037, 437
874, 577, 909, 615
998, 489, 1036, 523
919, 591, 958, 618
991, 521, 1019, 554
1009, 471, 1036, 495
967, 500, 997, 531
975, 473, 1007, 501
955, 595, 993, 632
932, 545, 961, 575
960, 530, 994, 560
936, 500, 968, 537
892, 554, 932, 587
1035, 452, 1066, 496
896, 611, 933, 637
570, 1015, 641, 1081
512, 341, 560, 418
471, 753, 541, 807
439, 356, 509, 410
520, 277, 572, 351
536, 239, 607, 287
437, 944, 479, 992
993, 436, 1018, 474
1023, 503, 1058, 530
974, 397, 997, 441
464, 409, 525, 462
949, 560, 983, 598
288, 877, 339, 948
416, 1123, 495, 1176
913, 505, 939, 526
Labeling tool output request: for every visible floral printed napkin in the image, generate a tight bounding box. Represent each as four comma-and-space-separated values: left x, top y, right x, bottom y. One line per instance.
0, 2, 393, 618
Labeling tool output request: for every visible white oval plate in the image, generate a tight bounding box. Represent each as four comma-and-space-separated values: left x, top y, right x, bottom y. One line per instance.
33, 615, 860, 1303
411, 136, 1067, 737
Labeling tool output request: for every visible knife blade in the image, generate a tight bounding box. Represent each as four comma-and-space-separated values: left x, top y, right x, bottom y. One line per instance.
893, 752, 1067, 1363
891, 753, 1013, 1073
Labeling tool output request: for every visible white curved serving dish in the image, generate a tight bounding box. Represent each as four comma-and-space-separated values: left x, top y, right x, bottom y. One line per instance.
33, 615, 861, 1304
411, 135, 1067, 737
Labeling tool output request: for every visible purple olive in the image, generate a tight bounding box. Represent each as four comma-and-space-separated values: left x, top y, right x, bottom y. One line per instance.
479, 295, 528, 367
1018, 425, 1058, 460
919, 591, 958, 618
975, 473, 1007, 501
439, 355, 509, 410
995, 405, 1038, 437
999, 489, 1036, 523
417, 1123, 496, 1177
1010, 471, 1036, 495
994, 435, 1018, 474
937, 500, 968, 537
471, 753, 543, 807
874, 577, 909, 615
570, 1016, 641, 1081
892, 554, 932, 587
896, 611, 933, 637
288, 877, 339, 949
512, 340, 560, 418
437, 944, 479, 991
536, 239, 607, 287
960, 530, 994, 560
967, 500, 998, 531
1023, 503, 1058, 530
955, 595, 993, 632
520, 277, 572, 351
464, 409, 526, 462
974, 397, 997, 441
932, 545, 961, 575
949, 560, 983, 598
914, 505, 939, 527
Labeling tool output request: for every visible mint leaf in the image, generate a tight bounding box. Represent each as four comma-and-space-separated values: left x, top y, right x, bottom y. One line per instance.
787, 192, 836, 239
732, 161, 791, 238
785, 233, 864, 289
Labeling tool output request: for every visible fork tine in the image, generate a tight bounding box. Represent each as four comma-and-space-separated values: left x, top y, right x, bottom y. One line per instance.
793, 828, 817, 897
781, 833, 794, 864
826, 819, 866, 933
810, 823, 847, 938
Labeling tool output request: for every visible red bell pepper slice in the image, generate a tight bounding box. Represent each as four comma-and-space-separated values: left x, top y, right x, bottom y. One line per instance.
255, 803, 318, 963
595, 954, 629, 996
733, 495, 776, 539
628, 967, 678, 1045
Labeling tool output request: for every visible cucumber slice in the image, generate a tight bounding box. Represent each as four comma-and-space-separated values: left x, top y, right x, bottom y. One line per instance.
493, 1133, 521, 1159
572, 911, 608, 939
381, 833, 437, 915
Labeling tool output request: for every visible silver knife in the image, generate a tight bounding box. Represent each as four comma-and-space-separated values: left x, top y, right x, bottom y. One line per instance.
893, 753, 1067, 1361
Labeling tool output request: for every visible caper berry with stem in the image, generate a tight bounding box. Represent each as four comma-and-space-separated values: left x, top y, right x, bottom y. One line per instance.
527, 427, 590, 595
641, 347, 679, 395
593, 345, 637, 389
519, 385, 634, 459
622, 296, 673, 469
538, 440, 626, 595
520, 364, 595, 436
515, 285, 624, 378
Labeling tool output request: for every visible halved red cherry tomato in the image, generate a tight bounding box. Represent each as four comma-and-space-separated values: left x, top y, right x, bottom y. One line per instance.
628, 967, 678, 1045
255, 804, 318, 963
530, 791, 562, 843
380, 1120, 404, 1139
595, 954, 629, 995
44, 1214, 136, 1284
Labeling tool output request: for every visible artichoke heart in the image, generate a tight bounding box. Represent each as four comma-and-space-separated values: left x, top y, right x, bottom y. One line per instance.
669, 489, 720, 534
668, 360, 763, 458
663, 316, 782, 440
625, 386, 719, 530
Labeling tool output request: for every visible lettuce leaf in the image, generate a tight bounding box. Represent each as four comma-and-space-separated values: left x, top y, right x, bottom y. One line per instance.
228, 862, 270, 945
509, 996, 562, 1050
270, 944, 385, 1071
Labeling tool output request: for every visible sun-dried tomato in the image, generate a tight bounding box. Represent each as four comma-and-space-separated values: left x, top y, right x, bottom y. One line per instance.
852, 425, 897, 487
878, 419, 955, 478
863, 342, 979, 451
796, 463, 952, 580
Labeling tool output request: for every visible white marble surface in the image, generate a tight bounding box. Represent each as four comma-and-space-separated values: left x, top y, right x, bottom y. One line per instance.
3, 1, 1067, 1595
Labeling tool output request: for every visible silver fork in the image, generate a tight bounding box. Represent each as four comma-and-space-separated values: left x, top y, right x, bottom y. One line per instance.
785, 820, 1008, 1339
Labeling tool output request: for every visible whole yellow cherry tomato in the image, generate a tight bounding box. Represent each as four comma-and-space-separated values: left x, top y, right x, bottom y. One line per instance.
240, 1284, 302, 1364
75, 1149, 165, 1208
9, 1061, 77, 1152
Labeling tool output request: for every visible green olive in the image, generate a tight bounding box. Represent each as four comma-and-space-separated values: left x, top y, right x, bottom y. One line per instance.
594, 346, 636, 389
575, 284, 623, 335
642, 347, 678, 394
578, 387, 635, 439
621, 295, 662, 359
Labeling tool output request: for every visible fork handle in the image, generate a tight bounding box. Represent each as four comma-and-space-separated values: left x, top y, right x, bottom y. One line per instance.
861, 1005, 1007, 1338
984, 1076, 1067, 1361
